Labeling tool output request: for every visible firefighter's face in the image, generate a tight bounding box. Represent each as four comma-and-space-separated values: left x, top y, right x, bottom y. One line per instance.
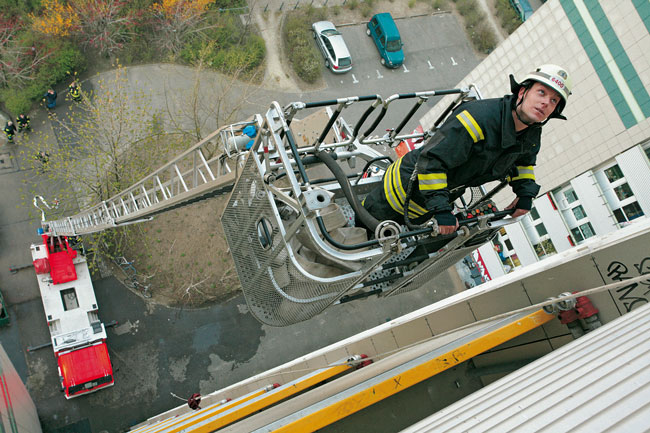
517, 82, 561, 123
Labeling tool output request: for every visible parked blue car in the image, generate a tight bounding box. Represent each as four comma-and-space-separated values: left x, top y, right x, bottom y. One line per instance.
366, 13, 404, 68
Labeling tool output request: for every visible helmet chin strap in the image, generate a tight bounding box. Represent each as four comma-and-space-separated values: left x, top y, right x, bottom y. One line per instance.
514, 88, 546, 128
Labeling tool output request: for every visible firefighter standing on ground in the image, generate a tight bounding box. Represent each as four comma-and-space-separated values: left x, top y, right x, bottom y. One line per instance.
3, 121, 17, 142
362, 64, 572, 235
68, 81, 81, 101
16, 114, 30, 132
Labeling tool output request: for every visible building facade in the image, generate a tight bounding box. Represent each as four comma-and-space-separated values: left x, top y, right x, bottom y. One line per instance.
421, 0, 650, 280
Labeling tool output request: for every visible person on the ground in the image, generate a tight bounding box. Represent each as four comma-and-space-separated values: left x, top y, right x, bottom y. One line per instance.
3, 121, 17, 142
68, 81, 81, 102
36, 151, 50, 173
43, 89, 57, 109
361, 64, 572, 235
16, 114, 30, 132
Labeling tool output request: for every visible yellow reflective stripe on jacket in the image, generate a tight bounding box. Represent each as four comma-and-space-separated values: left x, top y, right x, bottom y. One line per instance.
418, 172, 447, 191
510, 165, 535, 181
393, 159, 428, 216
383, 159, 427, 218
456, 110, 484, 143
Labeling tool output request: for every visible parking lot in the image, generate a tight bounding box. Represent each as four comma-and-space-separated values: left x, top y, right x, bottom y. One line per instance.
318, 14, 477, 95
309, 13, 480, 135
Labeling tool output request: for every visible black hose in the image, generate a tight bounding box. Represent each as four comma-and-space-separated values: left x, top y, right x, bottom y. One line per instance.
315, 150, 380, 232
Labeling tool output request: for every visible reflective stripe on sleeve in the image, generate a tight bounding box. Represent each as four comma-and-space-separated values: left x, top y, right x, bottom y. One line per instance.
456, 110, 484, 143
418, 172, 447, 191
383, 159, 427, 218
510, 165, 535, 181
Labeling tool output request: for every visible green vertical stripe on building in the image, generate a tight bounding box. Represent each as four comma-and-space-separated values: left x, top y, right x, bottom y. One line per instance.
586, 0, 650, 117
632, 0, 650, 34
560, 0, 638, 128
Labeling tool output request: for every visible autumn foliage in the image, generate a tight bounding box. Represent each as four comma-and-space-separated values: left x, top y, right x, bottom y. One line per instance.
30, 0, 78, 37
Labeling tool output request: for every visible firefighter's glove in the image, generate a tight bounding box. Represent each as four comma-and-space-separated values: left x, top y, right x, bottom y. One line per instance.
506, 196, 532, 218
434, 211, 459, 235
515, 196, 532, 210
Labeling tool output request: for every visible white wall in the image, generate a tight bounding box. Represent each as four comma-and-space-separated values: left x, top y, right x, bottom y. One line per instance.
570, 171, 618, 235
534, 193, 573, 252
504, 221, 538, 266
616, 146, 650, 215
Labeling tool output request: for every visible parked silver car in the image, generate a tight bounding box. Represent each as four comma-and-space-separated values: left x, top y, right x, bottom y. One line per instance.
312, 21, 352, 73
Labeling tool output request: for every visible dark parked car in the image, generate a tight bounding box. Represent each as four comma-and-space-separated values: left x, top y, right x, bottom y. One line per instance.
366, 13, 404, 68
312, 21, 352, 73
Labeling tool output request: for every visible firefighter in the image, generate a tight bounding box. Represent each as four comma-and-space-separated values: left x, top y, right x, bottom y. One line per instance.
3, 121, 17, 142
16, 113, 30, 132
361, 64, 572, 235
68, 81, 81, 102
43, 89, 57, 109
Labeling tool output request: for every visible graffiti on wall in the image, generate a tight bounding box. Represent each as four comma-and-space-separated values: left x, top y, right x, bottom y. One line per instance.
606, 257, 650, 312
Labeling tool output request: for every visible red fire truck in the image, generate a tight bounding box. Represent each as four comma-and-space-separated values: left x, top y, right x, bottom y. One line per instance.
31, 233, 114, 399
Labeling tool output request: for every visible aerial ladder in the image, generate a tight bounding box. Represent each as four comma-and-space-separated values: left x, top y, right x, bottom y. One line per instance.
38, 85, 521, 326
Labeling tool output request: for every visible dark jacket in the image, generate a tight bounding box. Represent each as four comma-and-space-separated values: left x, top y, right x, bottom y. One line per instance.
368, 94, 542, 222
3, 123, 16, 136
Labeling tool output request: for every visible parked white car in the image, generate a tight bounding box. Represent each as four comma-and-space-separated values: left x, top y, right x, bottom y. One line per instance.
312, 21, 352, 73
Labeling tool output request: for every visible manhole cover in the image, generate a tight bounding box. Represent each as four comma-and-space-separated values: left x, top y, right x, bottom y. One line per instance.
0, 152, 13, 169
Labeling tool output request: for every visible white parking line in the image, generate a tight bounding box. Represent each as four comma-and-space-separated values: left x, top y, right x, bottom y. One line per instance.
402, 64, 409, 73
352, 74, 359, 84
376, 70, 383, 79
427, 60, 435, 70
451, 57, 458, 66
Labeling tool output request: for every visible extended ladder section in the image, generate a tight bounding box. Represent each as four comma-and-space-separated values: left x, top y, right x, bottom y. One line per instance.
41, 118, 263, 236
130, 309, 554, 432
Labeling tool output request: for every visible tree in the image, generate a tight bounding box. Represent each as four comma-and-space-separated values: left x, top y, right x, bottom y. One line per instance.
20, 63, 262, 306
74, 0, 138, 57
162, 44, 265, 143
150, 0, 218, 55
30, 0, 78, 37
0, 18, 54, 87
19, 65, 186, 242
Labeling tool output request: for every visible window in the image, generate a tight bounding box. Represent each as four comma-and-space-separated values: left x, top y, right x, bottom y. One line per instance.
530, 207, 540, 220
572, 205, 587, 220
505, 239, 513, 250
579, 222, 595, 239
535, 222, 548, 237
571, 227, 584, 243
604, 164, 624, 182
623, 201, 644, 221
613, 183, 634, 200
613, 208, 627, 223
534, 239, 556, 258
564, 189, 578, 204
645, 146, 650, 161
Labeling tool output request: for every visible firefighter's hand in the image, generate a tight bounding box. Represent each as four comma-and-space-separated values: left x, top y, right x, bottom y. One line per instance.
506, 197, 532, 218
434, 212, 459, 235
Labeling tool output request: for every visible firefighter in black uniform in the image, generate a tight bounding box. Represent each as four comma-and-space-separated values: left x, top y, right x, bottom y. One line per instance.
362, 64, 572, 235
68, 81, 81, 102
3, 121, 17, 142
16, 114, 30, 132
